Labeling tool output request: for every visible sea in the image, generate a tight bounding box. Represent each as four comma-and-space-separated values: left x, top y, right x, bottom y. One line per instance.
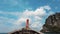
0, 33, 8, 34
0, 33, 60, 34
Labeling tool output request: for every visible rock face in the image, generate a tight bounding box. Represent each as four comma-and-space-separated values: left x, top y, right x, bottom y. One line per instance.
40, 13, 60, 32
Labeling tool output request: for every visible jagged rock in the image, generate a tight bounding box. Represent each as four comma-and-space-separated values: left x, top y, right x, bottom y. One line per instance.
40, 13, 60, 32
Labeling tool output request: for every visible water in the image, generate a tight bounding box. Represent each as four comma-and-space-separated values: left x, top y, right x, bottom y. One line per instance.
0, 33, 8, 34
44, 32, 60, 34
0, 33, 60, 34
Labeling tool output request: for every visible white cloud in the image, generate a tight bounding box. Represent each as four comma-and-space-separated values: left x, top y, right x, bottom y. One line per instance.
12, 5, 51, 32
15, 6, 47, 25
0, 11, 21, 16
31, 22, 40, 28
34, 16, 42, 20
34, 7, 46, 16
15, 18, 30, 25
0, 5, 54, 32
43, 5, 51, 10
23, 7, 46, 16
23, 10, 34, 16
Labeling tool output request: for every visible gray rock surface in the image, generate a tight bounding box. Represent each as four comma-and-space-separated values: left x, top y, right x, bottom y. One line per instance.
40, 13, 60, 32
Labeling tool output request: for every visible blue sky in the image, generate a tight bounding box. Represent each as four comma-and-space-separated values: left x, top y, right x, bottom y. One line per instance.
0, 0, 60, 33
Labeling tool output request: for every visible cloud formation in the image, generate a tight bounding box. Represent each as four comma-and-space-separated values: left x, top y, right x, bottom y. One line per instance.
0, 5, 54, 33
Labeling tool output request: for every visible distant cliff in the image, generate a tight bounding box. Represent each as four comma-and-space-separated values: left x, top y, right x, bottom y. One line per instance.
40, 13, 60, 32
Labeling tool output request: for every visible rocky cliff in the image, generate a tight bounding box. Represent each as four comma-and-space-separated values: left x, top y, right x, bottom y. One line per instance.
40, 13, 60, 32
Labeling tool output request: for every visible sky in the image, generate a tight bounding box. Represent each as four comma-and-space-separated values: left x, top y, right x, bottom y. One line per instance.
0, 0, 60, 33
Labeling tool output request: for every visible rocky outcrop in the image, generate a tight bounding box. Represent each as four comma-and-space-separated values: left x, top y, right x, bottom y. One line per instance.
40, 13, 60, 32
9, 28, 40, 34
